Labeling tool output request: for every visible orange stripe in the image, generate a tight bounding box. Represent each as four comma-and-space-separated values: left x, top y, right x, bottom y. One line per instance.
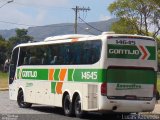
59, 69, 67, 81
56, 82, 63, 94
49, 69, 54, 81
56, 69, 67, 94
72, 38, 78, 42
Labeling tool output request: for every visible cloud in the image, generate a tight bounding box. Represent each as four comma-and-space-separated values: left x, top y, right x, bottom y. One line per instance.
0, 0, 70, 29
15, 0, 70, 7
0, 7, 45, 29
99, 14, 111, 21
0, 0, 113, 30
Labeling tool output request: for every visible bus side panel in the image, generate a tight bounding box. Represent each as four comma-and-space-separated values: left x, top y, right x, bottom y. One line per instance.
61, 82, 99, 111
9, 81, 18, 101
82, 83, 98, 111
25, 81, 36, 104
34, 81, 54, 106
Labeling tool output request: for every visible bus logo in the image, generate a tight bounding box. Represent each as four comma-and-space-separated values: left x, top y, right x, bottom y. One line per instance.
108, 44, 156, 60
22, 71, 37, 78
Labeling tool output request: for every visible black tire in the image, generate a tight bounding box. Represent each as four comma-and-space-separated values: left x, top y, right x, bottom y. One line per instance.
74, 95, 84, 118
17, 90, 32, 108
63, 94, 73, 116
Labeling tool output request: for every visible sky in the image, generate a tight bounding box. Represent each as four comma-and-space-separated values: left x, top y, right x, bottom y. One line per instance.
0, 0, 115, 30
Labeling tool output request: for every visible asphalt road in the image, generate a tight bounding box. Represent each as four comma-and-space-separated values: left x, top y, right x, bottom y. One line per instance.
0, 91, 159, 120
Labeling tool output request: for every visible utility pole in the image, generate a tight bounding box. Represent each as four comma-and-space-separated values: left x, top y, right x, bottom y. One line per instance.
72, 6, 90, 34
0, 0, 13, 8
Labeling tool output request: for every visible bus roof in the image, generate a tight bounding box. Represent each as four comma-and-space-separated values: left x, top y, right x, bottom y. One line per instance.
44, 34, 94, 41
14, 32, 155, 48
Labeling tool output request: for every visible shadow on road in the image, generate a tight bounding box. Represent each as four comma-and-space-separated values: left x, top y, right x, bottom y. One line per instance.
21, 105, 160, 120
30, 105, 123, 120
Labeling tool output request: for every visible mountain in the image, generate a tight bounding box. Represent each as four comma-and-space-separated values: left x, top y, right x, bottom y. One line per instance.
0, 18, 118, 41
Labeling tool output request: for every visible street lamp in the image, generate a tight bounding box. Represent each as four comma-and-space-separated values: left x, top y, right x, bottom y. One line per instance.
0, 0, 13, 8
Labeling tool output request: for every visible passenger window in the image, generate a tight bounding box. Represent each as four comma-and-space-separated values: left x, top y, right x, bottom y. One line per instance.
17, 40, 102, 66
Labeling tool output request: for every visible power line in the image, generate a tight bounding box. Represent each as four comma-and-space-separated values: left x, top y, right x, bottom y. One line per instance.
0, 19, 103, 33
0, 0, 13, 8
0, 0, 6, 3
0, 20, 36, 27
13, 2, 69, 10
0, 0, 8, 3
79, 17, 103, 33
72, 6, 90, 34
77, 25, 96, 35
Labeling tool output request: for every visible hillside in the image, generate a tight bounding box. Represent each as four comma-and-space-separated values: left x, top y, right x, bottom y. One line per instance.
0, 18, 118, 41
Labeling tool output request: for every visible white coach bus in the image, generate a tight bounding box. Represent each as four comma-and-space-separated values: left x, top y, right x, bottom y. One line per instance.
9, 32, 157, 117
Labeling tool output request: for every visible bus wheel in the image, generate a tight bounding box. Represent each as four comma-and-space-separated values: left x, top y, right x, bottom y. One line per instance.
74, 95, 84, 118
63, 94, 73, 116
17, 90, 32, 108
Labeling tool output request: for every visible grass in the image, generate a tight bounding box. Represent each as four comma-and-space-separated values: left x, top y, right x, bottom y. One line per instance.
0, 71, 8, 88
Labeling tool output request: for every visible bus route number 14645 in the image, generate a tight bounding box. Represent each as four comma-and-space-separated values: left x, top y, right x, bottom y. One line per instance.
116, 40, 136, 45
81, 72, 98, 80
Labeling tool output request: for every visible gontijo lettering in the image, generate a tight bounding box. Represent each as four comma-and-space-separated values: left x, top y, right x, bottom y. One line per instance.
22, 71, 37, 78
109, 49, 139, 55
108, 44, 156, 60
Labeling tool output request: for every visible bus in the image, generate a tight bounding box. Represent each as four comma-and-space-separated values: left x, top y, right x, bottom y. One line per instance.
9, 32, 157, 117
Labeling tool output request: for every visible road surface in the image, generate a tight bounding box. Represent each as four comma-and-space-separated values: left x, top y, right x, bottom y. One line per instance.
0, 91, 159, 120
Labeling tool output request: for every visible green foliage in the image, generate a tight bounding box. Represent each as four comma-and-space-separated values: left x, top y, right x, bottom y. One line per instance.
0, 29, 34, 68
110, 18, 138, 34
108, 0, 160, 38
9, 29, 33, 47
0, 35, 7, 67
152, 0, 160, 7
108, 0, 160, 69
16, 29, 28, 38
0, 35, 5, 41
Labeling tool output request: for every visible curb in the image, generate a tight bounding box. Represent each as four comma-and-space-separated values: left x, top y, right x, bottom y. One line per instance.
0, 88, 9, 91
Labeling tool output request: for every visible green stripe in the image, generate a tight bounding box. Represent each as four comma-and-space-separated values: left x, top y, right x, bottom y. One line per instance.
68, 69, 74, 81
21, 69, 48, 80
108, 44, 156, 60
107, 69, 156, 84
147, 46, 156, 60
69, 69, 105, 82
17, 68, 156, 85
51, 82, 56, 93
54, 69, 60, 81
17, 69, 20, 79
108, 44, 141, 59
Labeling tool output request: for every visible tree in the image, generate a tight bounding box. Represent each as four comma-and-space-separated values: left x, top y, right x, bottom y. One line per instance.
110, 18, 138, 34
0, 35, 5, 41
153, 0, 160, 7
8, 28, 33, 51
108, 0, 160, 38
0, 35, 7, 69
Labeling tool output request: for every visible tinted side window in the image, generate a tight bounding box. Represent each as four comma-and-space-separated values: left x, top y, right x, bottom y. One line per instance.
19, 46, 47, 66
48, 40, 102, 65
17, 40, 102, 66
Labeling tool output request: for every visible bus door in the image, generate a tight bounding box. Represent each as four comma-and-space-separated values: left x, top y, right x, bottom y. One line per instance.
9, 47, 19, 100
